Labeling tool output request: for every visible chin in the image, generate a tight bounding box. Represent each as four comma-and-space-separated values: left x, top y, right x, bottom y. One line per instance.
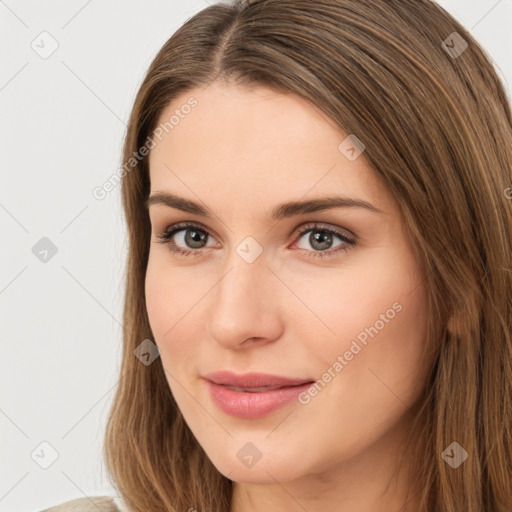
206, 442, 308, 484
220, 462, 303, 484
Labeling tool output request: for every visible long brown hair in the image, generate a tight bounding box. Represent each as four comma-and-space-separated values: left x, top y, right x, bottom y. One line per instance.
103, 1, 512, 510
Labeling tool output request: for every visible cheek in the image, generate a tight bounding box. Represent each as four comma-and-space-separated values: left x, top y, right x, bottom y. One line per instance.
145, 255, 171, 337
324, 267, 429, 417
145, 250, 197, 332
282, 249, 423, 349
145, 260, 212, 437
289, 245, 429, 398
145, 255, 194, 361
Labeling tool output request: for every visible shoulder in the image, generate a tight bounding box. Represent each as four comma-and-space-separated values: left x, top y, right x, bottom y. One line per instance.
38, 495, 126, 512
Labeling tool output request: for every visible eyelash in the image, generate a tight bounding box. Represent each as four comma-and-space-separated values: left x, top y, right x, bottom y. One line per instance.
154, 221, 356, 260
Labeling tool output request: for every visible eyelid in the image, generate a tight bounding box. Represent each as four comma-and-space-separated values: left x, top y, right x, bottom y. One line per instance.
155, 220, 221, 243
155, 219, 355, 242
293, 221, 356, 243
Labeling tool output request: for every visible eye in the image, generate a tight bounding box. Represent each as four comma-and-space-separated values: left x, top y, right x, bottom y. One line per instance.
292, 222, 356, 259
154, 221, 356, 259
154, 222, 218, 257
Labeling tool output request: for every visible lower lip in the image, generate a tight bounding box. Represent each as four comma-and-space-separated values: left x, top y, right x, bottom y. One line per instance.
205, 379, 314, 419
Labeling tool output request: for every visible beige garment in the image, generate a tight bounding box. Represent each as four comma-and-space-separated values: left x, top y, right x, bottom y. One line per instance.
39, 495, 128, 512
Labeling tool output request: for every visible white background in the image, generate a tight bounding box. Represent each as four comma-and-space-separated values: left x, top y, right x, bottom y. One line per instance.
1, 1, 511, 511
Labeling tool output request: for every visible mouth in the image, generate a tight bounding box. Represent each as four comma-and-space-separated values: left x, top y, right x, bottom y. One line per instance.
203, 374, 316, 419
203, 370, 315, 389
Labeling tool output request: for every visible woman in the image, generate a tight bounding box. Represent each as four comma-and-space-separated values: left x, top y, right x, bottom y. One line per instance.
41, 0, 512, 510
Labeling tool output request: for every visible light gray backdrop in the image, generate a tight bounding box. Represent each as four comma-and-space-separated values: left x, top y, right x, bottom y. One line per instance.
1, 1, 511, 511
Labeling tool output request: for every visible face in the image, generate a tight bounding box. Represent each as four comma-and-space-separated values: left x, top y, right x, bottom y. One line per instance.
145, 80, 430, 487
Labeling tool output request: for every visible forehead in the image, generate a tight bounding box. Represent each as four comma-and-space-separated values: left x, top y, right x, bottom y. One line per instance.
148, 82, 392, 217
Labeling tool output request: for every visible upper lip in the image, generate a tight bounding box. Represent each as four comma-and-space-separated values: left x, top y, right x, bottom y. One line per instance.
204, 371, 314, 388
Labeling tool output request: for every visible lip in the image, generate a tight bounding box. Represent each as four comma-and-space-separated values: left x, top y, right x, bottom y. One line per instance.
203, 371, 315, 419
204, 370, 314, 388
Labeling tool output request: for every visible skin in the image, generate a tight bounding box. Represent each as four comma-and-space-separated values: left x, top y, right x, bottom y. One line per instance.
145, 80, 432, 512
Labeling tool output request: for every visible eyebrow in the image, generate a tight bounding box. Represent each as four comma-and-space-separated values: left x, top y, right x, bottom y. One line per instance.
145, 191, 383, 219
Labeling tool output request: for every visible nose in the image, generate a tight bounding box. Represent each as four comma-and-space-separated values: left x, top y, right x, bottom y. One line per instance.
206, 252, 284, 350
